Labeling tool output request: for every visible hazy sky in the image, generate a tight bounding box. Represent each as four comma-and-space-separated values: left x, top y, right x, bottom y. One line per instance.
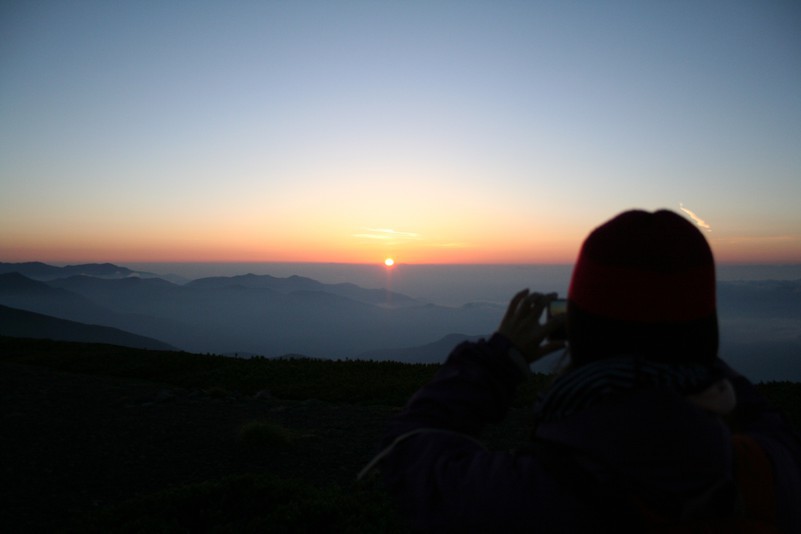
2, 1, 800, 265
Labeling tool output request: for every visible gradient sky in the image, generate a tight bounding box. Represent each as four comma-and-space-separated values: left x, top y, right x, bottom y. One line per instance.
2, 1, 800, 265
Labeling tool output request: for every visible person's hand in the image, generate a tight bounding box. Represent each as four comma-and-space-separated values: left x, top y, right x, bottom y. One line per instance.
497, 289, 566, 363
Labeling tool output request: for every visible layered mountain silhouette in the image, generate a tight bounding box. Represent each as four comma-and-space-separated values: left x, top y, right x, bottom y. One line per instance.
0, 262, 155, 280
0, 266, 500, 361
0, 304, 174, 350
1, 262, 799, 379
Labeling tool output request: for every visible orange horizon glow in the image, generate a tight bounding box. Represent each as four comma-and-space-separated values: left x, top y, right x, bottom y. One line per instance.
708, 237, 801, 264
3, 245, 800, 266
0, 239, 581, 265
0, 224, 588, 265
2, 224, 800, 266
3, 234, 801, 265
2, 236, 801, 267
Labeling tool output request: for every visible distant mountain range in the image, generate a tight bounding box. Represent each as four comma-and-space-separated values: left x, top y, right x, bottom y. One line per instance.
0, 262, 156, 280
0, 262, 799, 380
0, 263, 500, 362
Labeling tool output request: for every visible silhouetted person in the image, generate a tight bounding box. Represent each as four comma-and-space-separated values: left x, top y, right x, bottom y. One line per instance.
363, 209, 801, 532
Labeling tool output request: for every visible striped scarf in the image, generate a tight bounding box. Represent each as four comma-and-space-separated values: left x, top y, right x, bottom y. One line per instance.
533, 356, 718, 423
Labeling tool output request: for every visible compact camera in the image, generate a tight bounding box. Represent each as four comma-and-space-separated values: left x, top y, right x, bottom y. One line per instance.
546, 298, 567, 341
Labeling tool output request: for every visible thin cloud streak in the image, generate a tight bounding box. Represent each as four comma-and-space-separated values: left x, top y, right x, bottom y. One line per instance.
353, 228, 421, 240
679, 203, 712, 232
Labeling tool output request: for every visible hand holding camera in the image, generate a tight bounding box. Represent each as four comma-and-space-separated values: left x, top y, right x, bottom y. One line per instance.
497, 290, 566, 363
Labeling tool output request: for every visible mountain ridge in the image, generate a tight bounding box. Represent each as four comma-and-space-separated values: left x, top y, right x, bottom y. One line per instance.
0, 304, 175, 350
0, 261, 156, 280
0, 270, 501, 359
1, 262, 799, 380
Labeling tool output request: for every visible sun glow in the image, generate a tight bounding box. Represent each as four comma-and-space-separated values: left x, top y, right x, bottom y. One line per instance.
384, 258, 395, 267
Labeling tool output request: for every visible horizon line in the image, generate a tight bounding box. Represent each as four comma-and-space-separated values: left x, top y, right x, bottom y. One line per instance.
4, 259, 801, 267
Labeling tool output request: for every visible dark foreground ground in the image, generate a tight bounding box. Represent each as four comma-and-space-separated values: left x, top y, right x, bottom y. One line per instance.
0, 350, 535, 532
2, 338, 797, 532
1, 360, 403, 532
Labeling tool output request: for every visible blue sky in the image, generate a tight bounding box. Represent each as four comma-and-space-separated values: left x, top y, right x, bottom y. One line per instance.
2, 1, 800, 264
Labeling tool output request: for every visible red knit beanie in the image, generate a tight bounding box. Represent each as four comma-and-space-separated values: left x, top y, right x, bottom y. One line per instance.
567, 210, 718, 365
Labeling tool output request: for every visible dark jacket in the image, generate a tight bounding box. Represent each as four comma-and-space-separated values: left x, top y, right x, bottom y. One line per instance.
374, 334, 801, 532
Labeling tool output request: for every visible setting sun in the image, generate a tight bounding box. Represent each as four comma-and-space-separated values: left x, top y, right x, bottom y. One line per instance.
384, 258, 395, 267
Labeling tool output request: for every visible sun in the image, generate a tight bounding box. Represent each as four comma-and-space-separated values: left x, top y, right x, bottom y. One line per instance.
384, 257, 395, 267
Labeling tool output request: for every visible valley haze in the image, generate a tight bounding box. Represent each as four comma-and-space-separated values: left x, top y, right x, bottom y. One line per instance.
0, 261, 799, 383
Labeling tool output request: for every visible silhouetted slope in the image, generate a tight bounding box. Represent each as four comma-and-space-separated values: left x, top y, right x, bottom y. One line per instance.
0, 273, 199, 351
0, 304, 174, 350
0, 271, 59, 294
0, 272, 110, 323
0, 262, 58, 278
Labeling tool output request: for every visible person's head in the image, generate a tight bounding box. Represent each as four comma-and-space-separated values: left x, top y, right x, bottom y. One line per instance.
567, 209, 718, 367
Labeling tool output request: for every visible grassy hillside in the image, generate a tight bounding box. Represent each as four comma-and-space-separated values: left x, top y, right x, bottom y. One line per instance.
1, 336, 794, 419
0, 336, 443, 406
1, 336, 798, 532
